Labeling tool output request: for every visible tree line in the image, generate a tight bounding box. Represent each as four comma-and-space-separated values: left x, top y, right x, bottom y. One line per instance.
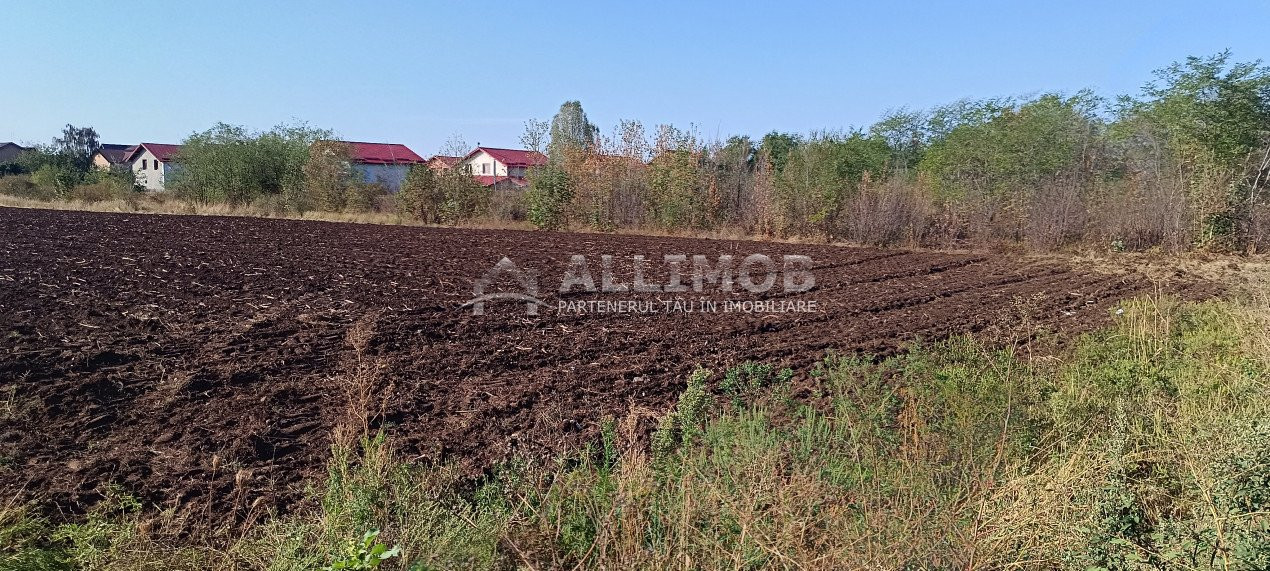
525, 52, 1270, 253
2, 51, 1267, 253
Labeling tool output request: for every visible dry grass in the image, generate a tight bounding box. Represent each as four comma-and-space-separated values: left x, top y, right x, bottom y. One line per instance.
332, 313, 395, 449
0, 193, 534, 232
1028, 248, 1270, 297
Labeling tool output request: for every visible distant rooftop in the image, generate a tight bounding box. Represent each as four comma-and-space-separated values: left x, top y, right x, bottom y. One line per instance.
123, 143, 184, 163
428, 155, 461, 168
340, 141, 425, 165
464, 147, 548, 167
96, 143, 133, 164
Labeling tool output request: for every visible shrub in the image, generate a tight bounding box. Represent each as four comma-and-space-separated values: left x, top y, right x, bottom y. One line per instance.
398, 167, 488, 224
526, 165, 572, 230
0, 175, 52, 201
65, 183, 117, 203
489, 188, 528, 221
841, 175, 934, 246
397, 165, 443, 222
249, 193, 291, 217
1090, 173, 1192, 252
302, 140, 357, 212
345, 182, 387, 213
650, 367, 711, 472
29, 164, 81, 198
170, 121, 330, 205
646, 147, 707, 230
719, 361, 777, 407
1024, 175, 1089, 250
66, 174, 137, 204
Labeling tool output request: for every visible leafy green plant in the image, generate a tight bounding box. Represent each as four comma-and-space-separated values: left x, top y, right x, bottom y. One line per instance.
325, 529, 399, 570
650, 367, 712, 472
1208, 423, 1270, 568
720, 361, 775, 406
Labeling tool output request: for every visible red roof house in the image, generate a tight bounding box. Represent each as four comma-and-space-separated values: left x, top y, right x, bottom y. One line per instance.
342, 141, 425, 165
122, 143, 183, 164
426, 155, 462, 170
329, 141, 425, 192
462, 147, 548, 168
458, 146, 548, 188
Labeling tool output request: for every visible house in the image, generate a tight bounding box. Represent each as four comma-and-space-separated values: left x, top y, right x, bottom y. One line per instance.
333, 141, 425, 192
123, 143, 183, 191
426, 155, 461, 171
92, 144, 134, 171
0, 142, 27, 164
458, 147, 548, 189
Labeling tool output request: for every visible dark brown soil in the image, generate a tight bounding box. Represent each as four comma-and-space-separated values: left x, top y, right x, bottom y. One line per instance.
0, 207, 1218, 534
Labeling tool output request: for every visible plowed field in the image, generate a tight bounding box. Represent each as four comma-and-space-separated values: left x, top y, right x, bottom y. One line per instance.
0, 207, 1215, 530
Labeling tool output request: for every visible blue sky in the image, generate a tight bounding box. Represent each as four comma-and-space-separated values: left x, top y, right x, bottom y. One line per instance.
3, 1, 1267, 156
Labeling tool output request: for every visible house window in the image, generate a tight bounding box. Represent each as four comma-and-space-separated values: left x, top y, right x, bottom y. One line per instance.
141, 159, 147, 170
482, 163, 489, 174
154, 161, 160, 170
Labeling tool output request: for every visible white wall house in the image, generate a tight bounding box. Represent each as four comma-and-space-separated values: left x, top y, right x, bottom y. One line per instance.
457, 147, 548, 188
123, 143, 183, 191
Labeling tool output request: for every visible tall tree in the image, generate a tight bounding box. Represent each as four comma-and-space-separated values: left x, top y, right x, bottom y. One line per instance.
870, 108, 929, 173
527, 164, 573, 230
1116, 51, 1270, 169
714, 136, 756, 223
776, 131, 891, 237
758, 132, 801, 175
1113, 52, 1270, 249
439, 133, 468, 158
520, 119, 549, 153
547, 101, 598, 161
52, 124, 100, 172
920, 92, 1102, 198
